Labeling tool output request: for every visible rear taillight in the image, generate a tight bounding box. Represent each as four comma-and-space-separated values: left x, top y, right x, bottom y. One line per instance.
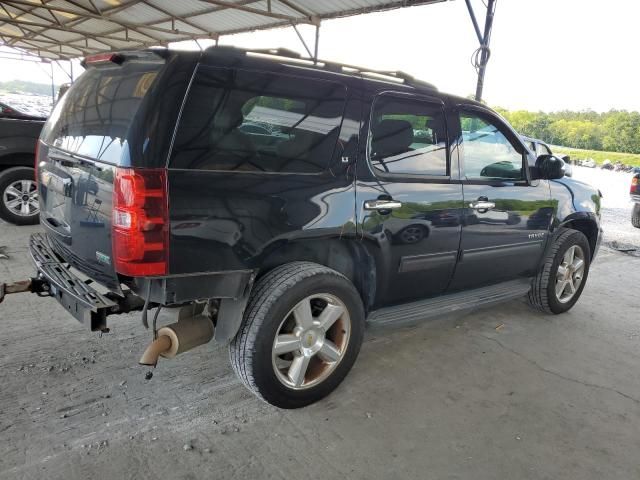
112, 168, 169, 277
632, 176, 639, 194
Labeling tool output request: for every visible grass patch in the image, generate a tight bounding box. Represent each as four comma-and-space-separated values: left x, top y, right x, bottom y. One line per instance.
552, 146, 640, 167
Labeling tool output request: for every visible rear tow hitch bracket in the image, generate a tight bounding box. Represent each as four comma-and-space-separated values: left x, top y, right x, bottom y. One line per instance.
0, 277, 49, 304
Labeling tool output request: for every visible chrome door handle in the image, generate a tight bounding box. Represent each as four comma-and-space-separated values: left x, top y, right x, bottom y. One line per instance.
364, 199, 403, 211
469, 201, 496, 210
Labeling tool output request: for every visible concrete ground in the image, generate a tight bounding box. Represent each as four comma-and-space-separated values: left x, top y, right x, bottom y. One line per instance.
1, 174, 639, 479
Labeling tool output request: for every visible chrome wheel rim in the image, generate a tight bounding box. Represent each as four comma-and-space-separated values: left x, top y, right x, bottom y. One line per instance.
272, 293, 351, 390
555, 245, 585, 303
3, 180, 39, 217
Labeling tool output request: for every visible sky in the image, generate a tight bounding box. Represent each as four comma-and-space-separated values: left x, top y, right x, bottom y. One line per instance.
1, 0, 638, 112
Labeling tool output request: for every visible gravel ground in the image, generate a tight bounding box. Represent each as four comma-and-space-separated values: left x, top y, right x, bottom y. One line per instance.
0, 174, 639, 479
571, 166, 639, 252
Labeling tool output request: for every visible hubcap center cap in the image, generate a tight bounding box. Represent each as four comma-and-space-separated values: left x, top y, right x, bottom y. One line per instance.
299, 328, 323, 354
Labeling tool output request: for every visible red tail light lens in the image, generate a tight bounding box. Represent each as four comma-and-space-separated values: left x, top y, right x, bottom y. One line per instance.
632, 176, 639, 194
112, 168, 168, 277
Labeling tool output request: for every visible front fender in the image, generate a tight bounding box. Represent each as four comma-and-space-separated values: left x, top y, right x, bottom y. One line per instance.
549, 178, 603, 258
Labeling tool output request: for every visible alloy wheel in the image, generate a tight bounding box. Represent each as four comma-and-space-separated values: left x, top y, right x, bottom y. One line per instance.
272, 293, 351, 390
555, 245, 585, 303
3, 180, 39, 217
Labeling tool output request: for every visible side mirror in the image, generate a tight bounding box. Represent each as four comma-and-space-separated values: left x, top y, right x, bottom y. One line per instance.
533, 154, 565, 180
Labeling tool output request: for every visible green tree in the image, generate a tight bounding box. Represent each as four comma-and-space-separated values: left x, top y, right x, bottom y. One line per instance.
601, 111, 640, 153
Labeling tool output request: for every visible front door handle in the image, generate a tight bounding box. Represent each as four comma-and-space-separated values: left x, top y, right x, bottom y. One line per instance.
364, 199, 403, 211
469, 200, 496, 211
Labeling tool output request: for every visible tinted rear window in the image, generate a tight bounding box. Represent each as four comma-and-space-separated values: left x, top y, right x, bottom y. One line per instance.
169, 66, 347, 173
42, 60, 162, 164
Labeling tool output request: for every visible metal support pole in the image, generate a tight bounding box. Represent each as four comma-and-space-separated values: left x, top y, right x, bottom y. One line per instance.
291, 23, 313, 59
464, 0, 483, 44
70, 59, 73, 82
313, 23, 320, 63
474, 0, 496, 102
50, 61, 55, 105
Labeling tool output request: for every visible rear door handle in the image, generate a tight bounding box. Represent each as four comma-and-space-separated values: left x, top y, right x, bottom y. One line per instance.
364, 199, 403, 211
469, 201, 496, 211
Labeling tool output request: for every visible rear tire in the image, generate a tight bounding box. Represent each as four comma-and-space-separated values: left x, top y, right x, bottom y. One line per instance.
230, 262, 365, 409
0, 167, 39, 225
528, 228, 590, 314
632, 203, 640, 229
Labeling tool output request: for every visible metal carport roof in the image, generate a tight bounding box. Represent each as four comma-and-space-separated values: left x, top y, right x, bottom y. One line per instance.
0, 0, 448, 61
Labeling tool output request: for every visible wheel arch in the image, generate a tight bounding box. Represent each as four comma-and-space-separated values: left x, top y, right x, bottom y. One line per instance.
556, 214, 599, 259
0, 153, 36, 172
254, 237, 378, 313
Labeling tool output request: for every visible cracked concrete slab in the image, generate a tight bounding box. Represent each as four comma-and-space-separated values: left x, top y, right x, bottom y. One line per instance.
0, 221, 639, 480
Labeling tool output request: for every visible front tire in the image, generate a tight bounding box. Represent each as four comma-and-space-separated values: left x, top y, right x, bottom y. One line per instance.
230, 262, 365, 409
0, 167, 39, 225
528, 228, 591, 314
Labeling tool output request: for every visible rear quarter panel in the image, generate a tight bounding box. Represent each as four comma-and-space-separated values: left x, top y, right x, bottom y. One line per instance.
167, 170, 357, 274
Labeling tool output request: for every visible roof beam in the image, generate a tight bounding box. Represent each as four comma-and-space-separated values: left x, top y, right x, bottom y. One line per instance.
0, 32, 101, 52
1, 1, 65, 27
4, 21, 107, 51
18, 39, 81, 58
0, 0, 294, 57
142, 2, 219, 39
276, 0, 314, 19
0, 17, 161, 47
0, 0, 449, 60
196, 0, 310, 23
2, 1, 195, 40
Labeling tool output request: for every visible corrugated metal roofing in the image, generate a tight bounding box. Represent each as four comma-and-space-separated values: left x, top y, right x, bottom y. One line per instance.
0, 0, 447, 60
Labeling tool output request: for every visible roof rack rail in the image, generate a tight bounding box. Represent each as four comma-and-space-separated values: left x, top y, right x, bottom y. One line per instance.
243, 47, 302, 59
358, 69, 437, 90
207, 45, 437, 91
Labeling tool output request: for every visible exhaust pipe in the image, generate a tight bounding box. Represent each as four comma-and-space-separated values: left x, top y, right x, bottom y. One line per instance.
139, 314, 214, 366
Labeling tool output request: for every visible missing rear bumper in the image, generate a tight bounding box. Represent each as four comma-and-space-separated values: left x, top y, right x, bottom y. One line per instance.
28, 233, 119, 331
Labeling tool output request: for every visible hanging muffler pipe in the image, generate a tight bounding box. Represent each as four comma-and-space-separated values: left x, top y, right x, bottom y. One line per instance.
139, 314, 214, 366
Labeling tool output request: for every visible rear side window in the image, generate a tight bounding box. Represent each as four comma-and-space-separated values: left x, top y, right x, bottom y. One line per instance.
41, 62, 162, 163
369, 94, 448, 176
170, 67, 347, 173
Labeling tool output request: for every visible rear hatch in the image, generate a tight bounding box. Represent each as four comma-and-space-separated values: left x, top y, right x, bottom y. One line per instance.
37, 52, 167, 291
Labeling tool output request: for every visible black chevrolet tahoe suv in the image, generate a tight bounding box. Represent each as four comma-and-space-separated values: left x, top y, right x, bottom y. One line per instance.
7, 47, 603, 408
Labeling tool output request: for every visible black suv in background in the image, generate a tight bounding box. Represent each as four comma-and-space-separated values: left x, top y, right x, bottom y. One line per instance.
0, 106, 45, 225
9, 47, 602, 408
